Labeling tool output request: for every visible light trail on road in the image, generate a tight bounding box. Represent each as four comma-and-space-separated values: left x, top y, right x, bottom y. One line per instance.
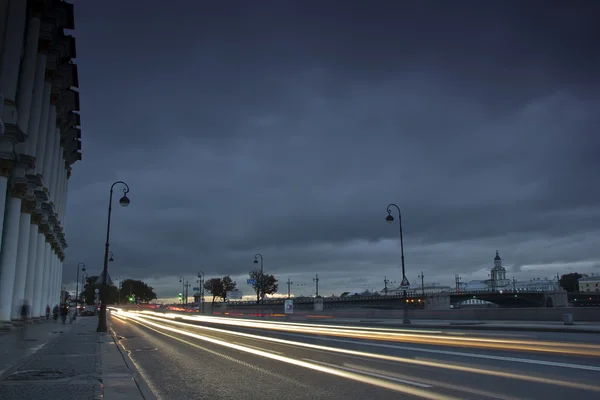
111, 311, 459, 400
114, 308, 600, 357
111, 309, 600, 395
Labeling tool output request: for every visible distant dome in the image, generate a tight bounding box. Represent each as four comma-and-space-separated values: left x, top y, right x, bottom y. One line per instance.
494, 250, 501, 261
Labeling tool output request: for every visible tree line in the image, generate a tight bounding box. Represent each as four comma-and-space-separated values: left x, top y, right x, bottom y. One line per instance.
78, 276, 157, 305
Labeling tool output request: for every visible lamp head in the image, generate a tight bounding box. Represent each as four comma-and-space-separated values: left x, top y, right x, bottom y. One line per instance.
119, 195, 130, 207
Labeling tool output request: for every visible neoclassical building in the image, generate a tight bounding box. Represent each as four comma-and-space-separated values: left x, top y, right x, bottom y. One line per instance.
0, 0, 81, 325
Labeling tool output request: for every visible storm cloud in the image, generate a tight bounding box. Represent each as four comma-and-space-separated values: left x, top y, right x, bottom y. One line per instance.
64, 0, 600, 299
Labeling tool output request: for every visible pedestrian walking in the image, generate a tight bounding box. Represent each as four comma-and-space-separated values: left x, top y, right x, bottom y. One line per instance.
45, 304, 51, 320
53, 304, 59, 323
60, 303, 68, 324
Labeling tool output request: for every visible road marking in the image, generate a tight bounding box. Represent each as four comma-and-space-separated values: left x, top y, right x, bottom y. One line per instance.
278, 331, 600, 372
303, 358, 433, 388
232, 342, 283, 355
342, 363, 522, 400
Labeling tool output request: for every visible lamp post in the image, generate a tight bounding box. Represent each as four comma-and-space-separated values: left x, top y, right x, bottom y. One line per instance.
76, 262, 86, 306
97, 181, 131, 333
253, 253, 264, 304
179, 277, 186, 308
386, 203, 410, 325
81, 271, 87, 303
197, 271, 204, 313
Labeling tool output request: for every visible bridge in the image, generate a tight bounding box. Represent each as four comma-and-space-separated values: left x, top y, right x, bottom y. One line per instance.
220, 290, 569, 310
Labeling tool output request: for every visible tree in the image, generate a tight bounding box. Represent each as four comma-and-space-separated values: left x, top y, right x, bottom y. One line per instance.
248, 269, 278, 304
203, 276, 238, 303
221, 275, 237, 302
204, 278, 224, 303
119, 279, 157, 303
79, 276, 119, 305
560, 273, 584, 292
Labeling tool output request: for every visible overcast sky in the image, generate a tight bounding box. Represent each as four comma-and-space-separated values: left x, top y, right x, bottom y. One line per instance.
63, 0, 600, 300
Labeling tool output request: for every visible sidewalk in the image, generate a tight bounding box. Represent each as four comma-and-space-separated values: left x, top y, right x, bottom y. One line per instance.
0, 316, 149, 399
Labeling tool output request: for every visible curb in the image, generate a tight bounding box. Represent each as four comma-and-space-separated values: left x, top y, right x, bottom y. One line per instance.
108, 322, 157, 400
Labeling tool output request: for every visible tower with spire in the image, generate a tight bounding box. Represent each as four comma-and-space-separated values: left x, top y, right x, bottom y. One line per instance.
489, 250, 509, 290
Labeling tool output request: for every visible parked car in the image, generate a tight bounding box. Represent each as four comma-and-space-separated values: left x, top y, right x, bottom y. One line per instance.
80, 305, 96, 316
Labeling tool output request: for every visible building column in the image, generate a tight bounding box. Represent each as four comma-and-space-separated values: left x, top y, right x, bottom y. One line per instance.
58, 165, 66, 218
0, 160, 12, 250
39, 230, 52, 311
48, 133, 58, 205
32, 222, 47, 318
0, 182, 26, 325
25, 52, 48, 158
48, 246, 57, 307
0, 0, 27, 120
34, 86, 52, 176
14, 15, 42, 140
10, 197, 34, 321
57, 255, 64, 303
41, 106, 57, 186
24, 210, 40, 316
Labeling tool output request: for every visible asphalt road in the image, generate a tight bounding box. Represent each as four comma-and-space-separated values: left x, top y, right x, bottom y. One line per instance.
109, 310, 600, 400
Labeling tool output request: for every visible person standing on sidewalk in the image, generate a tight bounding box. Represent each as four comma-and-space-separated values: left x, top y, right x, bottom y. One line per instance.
45, 304, 51, 320
19, 300, 31, 345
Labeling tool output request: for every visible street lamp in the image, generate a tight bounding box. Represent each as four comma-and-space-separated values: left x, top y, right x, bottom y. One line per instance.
76, 262, 86, 306
179, 277, 186, 308
253, 253, 264, 304
97, 181, 131, 333
386, 203, 410, 325
109, 251, 114, 262
197, 271, 204, 313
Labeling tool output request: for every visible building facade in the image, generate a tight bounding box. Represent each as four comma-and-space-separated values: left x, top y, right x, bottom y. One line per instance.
0, 0, 81, 325
578, 275, 600, 293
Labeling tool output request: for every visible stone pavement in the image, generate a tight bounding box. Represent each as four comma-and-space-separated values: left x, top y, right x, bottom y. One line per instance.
0, 316, 148, 400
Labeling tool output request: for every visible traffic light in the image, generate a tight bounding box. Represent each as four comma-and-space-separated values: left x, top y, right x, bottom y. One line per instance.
178, 293, 183, 303
128, 295, 135, 303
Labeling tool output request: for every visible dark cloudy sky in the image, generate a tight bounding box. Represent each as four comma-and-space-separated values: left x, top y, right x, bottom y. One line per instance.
64, 0, 600, 300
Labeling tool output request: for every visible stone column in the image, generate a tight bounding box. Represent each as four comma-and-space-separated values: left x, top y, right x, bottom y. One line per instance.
25, 52, 48, 158
0, 181, 26, 325
14, 15, 42, 141
0, 0, 27, 118
24, 209, 40, 315
10, 195, 35, 321
41, 105, 57, 184
0, 159, 12, 250
39, 225, 52, 311
57, 256, 64, 303
32, 219, 47, 318
34, 85, 52, 176
0, 0, 10, 53
59, 166, 66, 218
49, 252, 56, 306
49, 130, 60, 204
